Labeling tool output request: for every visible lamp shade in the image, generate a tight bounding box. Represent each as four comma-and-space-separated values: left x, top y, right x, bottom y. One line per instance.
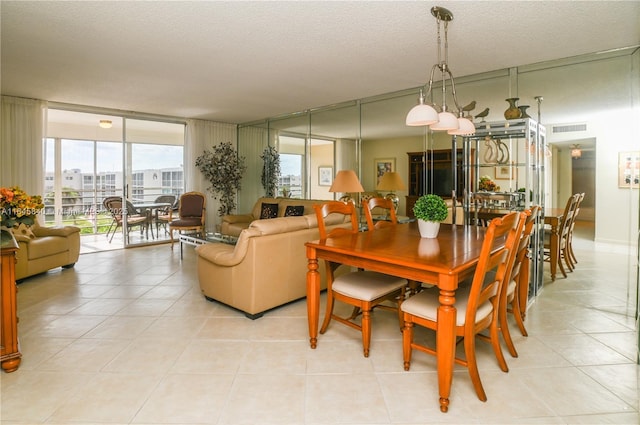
376, 172, 406, 191
99, 120, 113, 129
448, 117, 475, 136
406, 101, 439, 126
329, 170, 364, 193
429, 111, 459, 131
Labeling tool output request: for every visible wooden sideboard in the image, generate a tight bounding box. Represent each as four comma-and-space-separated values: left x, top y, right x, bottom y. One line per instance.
1, 230, 21, 372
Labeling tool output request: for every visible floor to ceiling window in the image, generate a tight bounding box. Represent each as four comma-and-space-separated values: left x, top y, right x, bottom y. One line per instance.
45, 109, 185, 250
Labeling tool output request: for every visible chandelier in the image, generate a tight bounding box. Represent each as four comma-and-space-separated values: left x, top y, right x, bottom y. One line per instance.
571, 144, 582, 159
405, 6, 475, 136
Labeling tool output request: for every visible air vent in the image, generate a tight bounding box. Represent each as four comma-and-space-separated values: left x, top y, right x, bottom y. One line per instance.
552, 123, 587, 133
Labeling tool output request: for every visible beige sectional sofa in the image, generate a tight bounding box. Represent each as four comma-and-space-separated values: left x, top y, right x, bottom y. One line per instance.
196, 210, 348, 319
220, 197, 324, 237
13, 223, 81, 281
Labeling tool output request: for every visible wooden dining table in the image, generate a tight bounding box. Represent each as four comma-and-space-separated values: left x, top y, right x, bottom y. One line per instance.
305, 222, 501, 413
473, 207, 564, 281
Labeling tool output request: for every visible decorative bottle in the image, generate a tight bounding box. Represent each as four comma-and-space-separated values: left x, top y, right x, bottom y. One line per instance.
504, 98, 522, 120
518, 105, 531, 119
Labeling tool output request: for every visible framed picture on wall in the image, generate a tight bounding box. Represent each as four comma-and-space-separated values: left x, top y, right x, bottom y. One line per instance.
318, 166, 333, 186
495, 165, 515, 180
618, 151, 640, 188
374, 158, 395, 186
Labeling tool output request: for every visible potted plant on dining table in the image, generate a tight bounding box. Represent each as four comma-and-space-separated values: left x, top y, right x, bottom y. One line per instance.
413, 194, 448, 238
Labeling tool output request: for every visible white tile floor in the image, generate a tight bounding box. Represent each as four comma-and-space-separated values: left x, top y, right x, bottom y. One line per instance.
1, 223, 638, 424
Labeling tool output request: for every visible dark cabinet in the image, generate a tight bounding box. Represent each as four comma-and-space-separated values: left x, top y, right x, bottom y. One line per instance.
406, 149, 469, 217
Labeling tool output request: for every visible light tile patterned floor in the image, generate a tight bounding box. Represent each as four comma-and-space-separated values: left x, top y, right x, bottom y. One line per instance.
1, 223, 638, 424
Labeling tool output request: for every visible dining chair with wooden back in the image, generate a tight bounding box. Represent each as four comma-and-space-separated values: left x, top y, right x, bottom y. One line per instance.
103, 197, 149, 243
362, 196, 398, 230
498, 205, 540, 358
544, 193, 579, 278
362, 196, 397, 230
169, 191, 206, 248
566, 192, 585, 267
314, 200, 407, 357
363, 197, 423, 296
401, 211, 524, 402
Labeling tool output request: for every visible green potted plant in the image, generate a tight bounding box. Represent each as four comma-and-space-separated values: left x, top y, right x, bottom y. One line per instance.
260, 146, 280, 198
412, 194, 448, 238
195, 142, 247, 217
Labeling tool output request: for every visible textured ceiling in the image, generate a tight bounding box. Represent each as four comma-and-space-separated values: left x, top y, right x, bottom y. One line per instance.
2, 1, 639, 124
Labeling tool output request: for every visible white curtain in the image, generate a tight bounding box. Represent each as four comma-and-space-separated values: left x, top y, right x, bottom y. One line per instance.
237, 125, 268, 212
1, 96, 47, 195
185, 119, 237, 231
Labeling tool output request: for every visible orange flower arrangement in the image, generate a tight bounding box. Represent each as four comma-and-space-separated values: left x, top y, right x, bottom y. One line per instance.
478, 175, 497, 192
0, 186, 44, 228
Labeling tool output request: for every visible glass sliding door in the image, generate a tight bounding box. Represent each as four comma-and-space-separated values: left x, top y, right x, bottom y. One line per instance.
45, 109, 185, 251
123, 119, 185, 246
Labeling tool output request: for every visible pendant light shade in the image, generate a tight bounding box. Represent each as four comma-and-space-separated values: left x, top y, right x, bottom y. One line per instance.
406, 102, 439, 126
430, 111, 459, 131
448, 117, 476, 136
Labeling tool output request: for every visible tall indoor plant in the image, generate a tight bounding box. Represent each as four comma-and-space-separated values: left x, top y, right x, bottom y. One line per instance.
412, 194, 448, 238
260, 146, 281, 198
195, 142, 246, 217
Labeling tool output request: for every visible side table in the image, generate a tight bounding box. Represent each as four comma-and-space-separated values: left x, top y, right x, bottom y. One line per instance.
1, 230, 21, 372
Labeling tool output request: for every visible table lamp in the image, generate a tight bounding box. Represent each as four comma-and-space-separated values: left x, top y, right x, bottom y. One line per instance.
329, 170, 364, 204
376, 171, 406, 213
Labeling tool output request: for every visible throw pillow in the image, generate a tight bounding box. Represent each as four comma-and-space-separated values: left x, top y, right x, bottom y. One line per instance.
284, 205, 304, 217
260, 203, 279, 219
11, 223, 36, 240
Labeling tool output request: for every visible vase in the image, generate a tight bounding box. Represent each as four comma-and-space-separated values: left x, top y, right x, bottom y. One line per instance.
518, 105, 531, 119
417, 219, 440, 239
504, 98, 522, 120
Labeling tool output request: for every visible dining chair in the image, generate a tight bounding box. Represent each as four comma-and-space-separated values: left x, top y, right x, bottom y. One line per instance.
544, 193, 579, 278
103, 197, 149, 243
363, 197, 423, 296
401, 211, 523, 402
566, 192, 585, 267
314, 201, 407, 357
153, 194, 177, 237
498, 205, 540, 358
169, 191, 206, 248
362, 196, 397, 230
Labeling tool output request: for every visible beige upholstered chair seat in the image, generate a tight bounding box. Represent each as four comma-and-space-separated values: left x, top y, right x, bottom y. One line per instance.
402, 286, 494, 326
332, 271, 406, 302
26, 236, 69, 259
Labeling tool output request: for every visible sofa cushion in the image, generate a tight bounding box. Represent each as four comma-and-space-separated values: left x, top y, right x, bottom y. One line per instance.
283, 205, 304, 217
278, 199, 318, 216
260, 202, 279, 219
251, 215, 310, 235
251, 197, 278, 219
11, 223, 36, 240
27, 236, 68, 259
